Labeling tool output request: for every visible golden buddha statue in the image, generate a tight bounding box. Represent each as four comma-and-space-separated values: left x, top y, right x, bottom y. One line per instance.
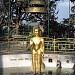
29, 25, 45, 73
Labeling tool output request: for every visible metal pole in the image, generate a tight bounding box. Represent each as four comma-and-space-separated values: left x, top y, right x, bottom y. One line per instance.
48, 0, 49, 37
74, 2, 75, 25
28, 0, 30, 35
68, 0, 70, 38
8, 0, 11, 51
54, 36, 56, 52
69, 0, 70, 20
8, 0, 11, 21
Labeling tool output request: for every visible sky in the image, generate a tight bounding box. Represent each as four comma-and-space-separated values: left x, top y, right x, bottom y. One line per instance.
56, 0, 73, 23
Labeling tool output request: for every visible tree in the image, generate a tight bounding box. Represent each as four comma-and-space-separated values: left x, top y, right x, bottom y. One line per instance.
43, 0, 59, 37
70, 0, 75, 2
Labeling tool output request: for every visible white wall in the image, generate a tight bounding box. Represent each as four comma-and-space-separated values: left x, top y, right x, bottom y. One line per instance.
0, 53, 74, 68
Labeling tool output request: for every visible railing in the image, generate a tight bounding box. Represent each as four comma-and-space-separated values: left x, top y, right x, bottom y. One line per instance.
0, 37, 75, 54
45, 38, 75, 53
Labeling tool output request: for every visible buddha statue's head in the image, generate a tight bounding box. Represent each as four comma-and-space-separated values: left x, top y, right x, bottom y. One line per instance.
33, 25, 44, 37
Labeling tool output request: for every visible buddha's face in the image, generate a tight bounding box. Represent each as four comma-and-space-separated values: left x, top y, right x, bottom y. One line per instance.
34, 29, 40, 36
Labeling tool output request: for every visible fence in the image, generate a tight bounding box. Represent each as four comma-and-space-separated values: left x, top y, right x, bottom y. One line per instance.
0, 37, 75, 53
45, 38, 75, 53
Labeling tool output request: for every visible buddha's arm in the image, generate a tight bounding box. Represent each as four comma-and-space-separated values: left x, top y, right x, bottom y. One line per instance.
26, 38, 34, 50
41, 38, 45, 56
29, 38, 34, 49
